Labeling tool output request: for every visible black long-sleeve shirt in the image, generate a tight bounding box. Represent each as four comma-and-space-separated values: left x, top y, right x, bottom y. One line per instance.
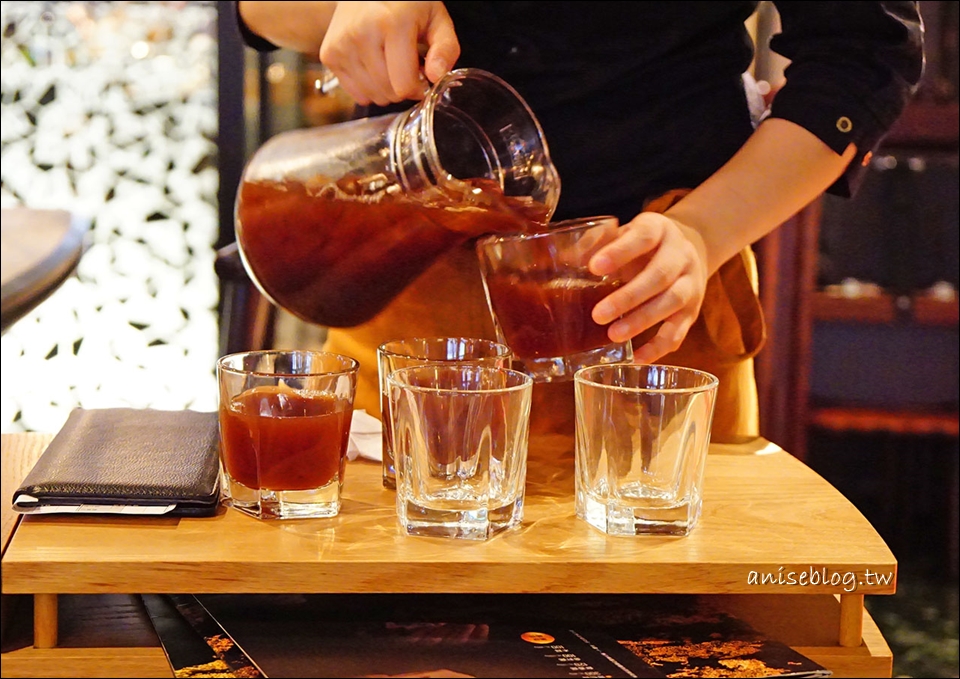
237, 1, 924, 223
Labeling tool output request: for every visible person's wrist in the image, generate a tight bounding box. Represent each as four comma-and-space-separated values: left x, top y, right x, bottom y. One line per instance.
662, 208, 719, 277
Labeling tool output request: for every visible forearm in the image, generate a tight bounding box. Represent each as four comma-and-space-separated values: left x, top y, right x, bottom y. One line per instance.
664, 117, 857, 275
238, 1, 338, 54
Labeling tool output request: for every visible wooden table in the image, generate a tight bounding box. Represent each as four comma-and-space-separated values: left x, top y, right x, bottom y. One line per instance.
1, 433, 896, 677
0, 208, 89, 334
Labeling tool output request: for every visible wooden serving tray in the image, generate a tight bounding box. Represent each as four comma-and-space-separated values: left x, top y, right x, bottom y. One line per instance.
1, 433, 897, 677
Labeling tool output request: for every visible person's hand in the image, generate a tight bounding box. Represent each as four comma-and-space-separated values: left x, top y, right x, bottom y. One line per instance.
319, 1, 460, 106
588, 213, 710, 364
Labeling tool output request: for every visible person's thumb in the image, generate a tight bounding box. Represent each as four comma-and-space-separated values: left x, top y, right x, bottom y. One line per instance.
422, 8, 459, 83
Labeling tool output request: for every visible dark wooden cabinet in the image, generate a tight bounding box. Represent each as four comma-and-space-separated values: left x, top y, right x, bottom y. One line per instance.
756, 197, 959, 461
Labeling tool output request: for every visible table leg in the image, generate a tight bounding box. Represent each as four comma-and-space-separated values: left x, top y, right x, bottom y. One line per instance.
838, 593, 864, 647
33, 593, 58, 648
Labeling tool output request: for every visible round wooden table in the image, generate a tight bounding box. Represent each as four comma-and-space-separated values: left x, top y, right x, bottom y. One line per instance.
1, 207, 89, 334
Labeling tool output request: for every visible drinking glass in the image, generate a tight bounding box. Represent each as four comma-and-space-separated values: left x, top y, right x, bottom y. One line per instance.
377, 337, 513, 489
575, 363, 718, 536
217, 350, 359, 519
476, 216, 632, 382
388, 364, 533, 540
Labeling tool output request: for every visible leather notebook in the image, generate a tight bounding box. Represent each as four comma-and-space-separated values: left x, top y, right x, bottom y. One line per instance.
12, 407, 221, 517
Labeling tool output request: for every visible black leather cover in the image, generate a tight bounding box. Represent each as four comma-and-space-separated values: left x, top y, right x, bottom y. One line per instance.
12, 408, 221, 517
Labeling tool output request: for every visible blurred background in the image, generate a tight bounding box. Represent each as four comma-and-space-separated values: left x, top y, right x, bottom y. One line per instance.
1, 1, 221, 426
1, 2, 956, 676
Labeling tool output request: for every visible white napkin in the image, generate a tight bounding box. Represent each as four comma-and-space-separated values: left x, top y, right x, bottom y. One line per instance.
347, 409, 383, 462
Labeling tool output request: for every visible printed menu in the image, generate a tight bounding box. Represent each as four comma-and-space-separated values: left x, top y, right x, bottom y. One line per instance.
149, 593, 832, 678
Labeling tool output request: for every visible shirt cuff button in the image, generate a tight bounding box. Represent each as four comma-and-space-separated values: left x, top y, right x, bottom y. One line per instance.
836, 116, 853, 133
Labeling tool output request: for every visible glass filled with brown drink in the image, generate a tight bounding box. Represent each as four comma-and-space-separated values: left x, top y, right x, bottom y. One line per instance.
217, 350, 359, 519
476, 216, 633, 382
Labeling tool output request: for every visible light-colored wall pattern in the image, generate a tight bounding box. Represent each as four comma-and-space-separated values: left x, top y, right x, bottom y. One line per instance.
1, 1, 220, 433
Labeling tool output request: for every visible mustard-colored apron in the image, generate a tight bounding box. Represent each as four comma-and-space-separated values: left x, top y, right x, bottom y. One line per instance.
323, 190, 767, 469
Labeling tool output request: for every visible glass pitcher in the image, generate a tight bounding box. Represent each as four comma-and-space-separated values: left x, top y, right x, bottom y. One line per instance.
235, 68, 561, 328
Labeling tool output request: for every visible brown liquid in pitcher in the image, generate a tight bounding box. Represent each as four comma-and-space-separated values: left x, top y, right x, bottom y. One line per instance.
236, 176, 550, 328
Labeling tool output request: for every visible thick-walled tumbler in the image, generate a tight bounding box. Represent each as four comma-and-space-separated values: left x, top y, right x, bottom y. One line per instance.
389, 364, 533, 540
217, 350, 359, 520
477, 216, 632, 382
575, 363, 718, 536
377, 337, 513, 489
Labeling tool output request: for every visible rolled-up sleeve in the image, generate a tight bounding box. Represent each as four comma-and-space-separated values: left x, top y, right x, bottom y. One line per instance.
768, 1, 925, 196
